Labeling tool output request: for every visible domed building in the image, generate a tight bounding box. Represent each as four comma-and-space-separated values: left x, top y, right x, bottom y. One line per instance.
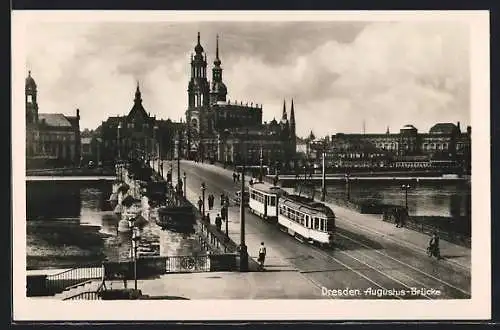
25, 71, 81, 169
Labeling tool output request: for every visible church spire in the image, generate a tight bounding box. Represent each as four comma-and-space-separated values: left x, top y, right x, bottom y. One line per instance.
282, 99, 287, 121
134, 80, 142, 104
290, 99, 295, 126
214, 34, 221, 66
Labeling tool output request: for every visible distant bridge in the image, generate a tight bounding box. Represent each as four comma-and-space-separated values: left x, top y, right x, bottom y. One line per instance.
26, 176, 116, 182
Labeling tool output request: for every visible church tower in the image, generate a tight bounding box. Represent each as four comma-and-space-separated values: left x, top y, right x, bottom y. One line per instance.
186, 32, 211, 155
187, 32, 210, 132
280, 99, 290, 152
290, 99, 297, 158
210, 34, 228, 104
26, 71, 39, 125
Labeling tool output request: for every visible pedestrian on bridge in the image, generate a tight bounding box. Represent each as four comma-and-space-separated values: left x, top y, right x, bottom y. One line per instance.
208, 194, 214, 210
258, 242, 267, 271
197, 197, 203, 213
220, 193, 225, 207
205, 212, 211, 224
215, 214, 222, 231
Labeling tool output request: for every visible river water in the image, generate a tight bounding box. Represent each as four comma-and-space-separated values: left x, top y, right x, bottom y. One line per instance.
314, 180, 472, 218
26, 181, 202, 270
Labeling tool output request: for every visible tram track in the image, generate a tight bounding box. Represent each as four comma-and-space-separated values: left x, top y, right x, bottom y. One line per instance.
175, 162, 470, 300
334, 228, 471, 298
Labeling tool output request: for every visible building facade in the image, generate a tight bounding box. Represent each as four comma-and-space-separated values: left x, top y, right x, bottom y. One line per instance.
98, 83, 178, 165
25, 71, 81, 169
308, 123, 471, 173
184, 33, 296, 169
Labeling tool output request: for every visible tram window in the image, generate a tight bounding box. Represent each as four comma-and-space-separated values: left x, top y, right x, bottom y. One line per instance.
314, 217, 319, 229
306, 215, 309, 228
270, 196, 276, 206
326, 218, 335, 231
320, 218, 324, 231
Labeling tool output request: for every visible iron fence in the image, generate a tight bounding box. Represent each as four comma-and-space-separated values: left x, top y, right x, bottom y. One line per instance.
165, 255, 210, 273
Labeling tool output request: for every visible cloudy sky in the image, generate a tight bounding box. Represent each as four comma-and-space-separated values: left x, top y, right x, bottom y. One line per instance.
23, 19, 470, 138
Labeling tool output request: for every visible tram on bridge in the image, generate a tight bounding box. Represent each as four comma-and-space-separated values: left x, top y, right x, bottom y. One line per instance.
248, 183, 336, 248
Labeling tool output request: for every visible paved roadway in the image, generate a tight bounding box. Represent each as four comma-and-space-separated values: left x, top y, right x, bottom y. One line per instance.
165, 160, 470, 300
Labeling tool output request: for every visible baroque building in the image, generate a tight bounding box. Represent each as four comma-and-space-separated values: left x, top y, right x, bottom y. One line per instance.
25, 71, 81, 169
184, 33, 297, 170
308, 122, 471, 173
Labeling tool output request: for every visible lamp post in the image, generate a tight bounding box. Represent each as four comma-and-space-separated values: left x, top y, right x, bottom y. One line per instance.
222, 129, 230, 169
321, 149, 326, 202
239, 129, 249, 272
345, 173, 351, 201
201, 182, 206, 217
131, 225, 141, 291
259, 145, 263, 183
117, 122, 122, 161
183, 172, 187, 198
177, 126, 182, 185
224, 199, 229, 237
153, 124, 159, 172
401, 184, 411, 210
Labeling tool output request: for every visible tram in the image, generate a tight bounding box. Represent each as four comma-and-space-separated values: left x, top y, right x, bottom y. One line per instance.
248, 183, 335, 247
248, 183, 283, 219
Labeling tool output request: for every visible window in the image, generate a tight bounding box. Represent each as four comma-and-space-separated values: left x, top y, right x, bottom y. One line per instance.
326, 217, 335, 231
314, 217, 319, 230
27, 95, 33, 103
270, 196, 276, 206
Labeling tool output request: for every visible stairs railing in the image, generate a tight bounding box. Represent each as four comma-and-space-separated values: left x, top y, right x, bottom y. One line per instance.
46, 264, 103, 295
63, 281, 105, 301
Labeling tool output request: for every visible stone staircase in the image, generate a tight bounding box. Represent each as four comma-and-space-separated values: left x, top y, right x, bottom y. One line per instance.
54, 279, 103, 300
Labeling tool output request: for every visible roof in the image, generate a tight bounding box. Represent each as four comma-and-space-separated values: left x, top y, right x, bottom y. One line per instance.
429, 123, 458, 135
38, 113, 72, 127
249, 183, 285, 195
401, 124, 417, 130
281, 194, 336, 218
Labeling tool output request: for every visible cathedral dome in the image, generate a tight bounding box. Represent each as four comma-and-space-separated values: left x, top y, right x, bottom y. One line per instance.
25, 71, 37, 89
194, 32, 204, 54
195, 43, 204, 54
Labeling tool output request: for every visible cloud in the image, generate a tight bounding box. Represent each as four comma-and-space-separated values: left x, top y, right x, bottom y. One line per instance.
23, 20, 469, 138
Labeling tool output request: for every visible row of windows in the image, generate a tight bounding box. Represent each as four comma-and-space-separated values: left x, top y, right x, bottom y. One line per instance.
279, 205, 333, 232
250, 190, 276, 206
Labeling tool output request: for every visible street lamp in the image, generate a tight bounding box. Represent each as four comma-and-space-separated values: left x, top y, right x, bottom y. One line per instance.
177, 126, 182, 184
345, 173, 351, 201
224, 199, 229, 237
153, 124, 159, 172
131, 225, 141, 291
259, 145, 263, 183
401, 184, 411, 210
321, 150, 326, 202
201, 182, 206, 216
183, 172, 187, 198
117, 122, 122, 161
239, 129, 249, 272
221, 129, 230, 169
